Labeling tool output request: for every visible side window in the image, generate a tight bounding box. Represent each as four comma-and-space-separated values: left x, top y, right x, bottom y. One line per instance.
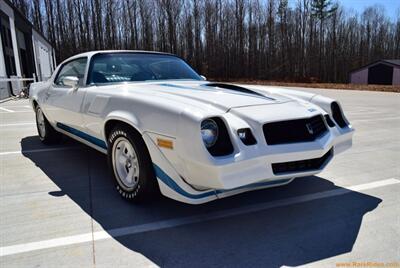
54, 58, 87, 86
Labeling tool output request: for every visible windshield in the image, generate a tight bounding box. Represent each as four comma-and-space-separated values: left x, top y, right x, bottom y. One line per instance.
87, 53, 201, 84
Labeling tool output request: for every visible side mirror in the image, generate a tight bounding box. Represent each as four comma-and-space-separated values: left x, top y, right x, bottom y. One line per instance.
62, 76, 79, 89
200, 75, 207, 81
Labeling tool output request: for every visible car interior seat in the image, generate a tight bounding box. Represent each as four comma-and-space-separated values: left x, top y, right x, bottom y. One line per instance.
91, 71, 108, 83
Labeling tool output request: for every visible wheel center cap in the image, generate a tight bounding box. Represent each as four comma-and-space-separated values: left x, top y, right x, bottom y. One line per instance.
126, 160, 132, 168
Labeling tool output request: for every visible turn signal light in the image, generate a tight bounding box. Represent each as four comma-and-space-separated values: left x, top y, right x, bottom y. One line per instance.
237, 128, 257, 145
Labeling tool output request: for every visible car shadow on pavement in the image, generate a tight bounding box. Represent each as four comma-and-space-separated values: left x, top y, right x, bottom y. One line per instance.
21, 135, 382, 268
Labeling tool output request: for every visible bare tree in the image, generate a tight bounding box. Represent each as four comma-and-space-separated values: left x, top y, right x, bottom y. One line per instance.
10, 0, 400, 83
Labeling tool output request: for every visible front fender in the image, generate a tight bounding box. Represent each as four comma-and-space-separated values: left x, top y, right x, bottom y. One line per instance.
310, 95, 335, 114
310, 95, 350, 126
103, 111, 141, 136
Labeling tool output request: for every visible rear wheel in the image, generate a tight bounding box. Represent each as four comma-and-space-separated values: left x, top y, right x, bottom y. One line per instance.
35, 106, 61, 144
107, 125, 159, 202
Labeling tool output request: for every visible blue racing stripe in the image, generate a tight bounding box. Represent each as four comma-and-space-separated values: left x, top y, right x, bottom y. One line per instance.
56, 122, 107, 149
153, 164, 216, 199
153, 163, 292, 199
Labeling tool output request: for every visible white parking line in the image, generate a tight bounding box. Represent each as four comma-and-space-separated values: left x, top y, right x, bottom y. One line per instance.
0, 107, 15, 113
0, 147, 81, 156
0, 178, 398, 257
0, 105, 31, 108
0, 123, 35, 127
0, 110, 32, 114
352, 116, 400, 122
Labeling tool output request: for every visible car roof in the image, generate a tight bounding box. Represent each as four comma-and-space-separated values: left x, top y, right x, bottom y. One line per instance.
61, 50, 177, 64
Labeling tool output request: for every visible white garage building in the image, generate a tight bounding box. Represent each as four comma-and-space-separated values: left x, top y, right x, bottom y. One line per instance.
350, 59, 400, 86
0, 0, 56, 99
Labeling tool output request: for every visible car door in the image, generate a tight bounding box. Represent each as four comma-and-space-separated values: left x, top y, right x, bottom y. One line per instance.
45, 57, 88, 130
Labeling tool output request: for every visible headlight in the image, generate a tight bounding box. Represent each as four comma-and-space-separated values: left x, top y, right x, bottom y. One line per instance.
201, 119, 219, 148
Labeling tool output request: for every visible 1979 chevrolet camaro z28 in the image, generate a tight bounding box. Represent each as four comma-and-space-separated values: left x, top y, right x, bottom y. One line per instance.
29, 50, 354, 204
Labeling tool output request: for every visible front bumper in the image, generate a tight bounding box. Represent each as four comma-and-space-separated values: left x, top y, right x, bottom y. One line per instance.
144, 123, 353, 204
183, 125, 353, 190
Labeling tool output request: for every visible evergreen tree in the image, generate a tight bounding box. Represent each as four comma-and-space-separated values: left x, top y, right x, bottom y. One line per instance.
311, 0, 338, 79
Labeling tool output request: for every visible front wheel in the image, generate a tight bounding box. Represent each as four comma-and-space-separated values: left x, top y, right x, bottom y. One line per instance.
35, 106, 61, 144
107, 125, 159, 202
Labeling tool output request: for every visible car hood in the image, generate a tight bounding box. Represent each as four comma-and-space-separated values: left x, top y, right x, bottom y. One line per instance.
128, 81, 293, 111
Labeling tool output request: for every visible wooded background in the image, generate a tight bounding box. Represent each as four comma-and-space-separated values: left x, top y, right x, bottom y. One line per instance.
11, 0, 400, 83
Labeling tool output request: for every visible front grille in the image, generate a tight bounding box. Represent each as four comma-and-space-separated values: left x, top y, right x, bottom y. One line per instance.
272, 149, 333, 175
263, 115, 328, 145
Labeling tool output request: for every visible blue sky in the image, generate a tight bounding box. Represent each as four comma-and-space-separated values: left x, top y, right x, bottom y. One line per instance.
288, 0, 399, 20
338, 0, 399, 19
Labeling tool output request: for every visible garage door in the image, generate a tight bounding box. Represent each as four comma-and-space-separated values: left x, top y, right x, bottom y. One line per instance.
368, 63, 393, 85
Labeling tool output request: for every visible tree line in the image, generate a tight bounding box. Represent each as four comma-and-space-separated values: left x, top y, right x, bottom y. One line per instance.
11, 0, 400, 83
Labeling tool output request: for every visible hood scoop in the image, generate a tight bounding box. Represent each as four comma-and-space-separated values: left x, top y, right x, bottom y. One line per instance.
144, 81, 287, 112
204, 83, 275, 100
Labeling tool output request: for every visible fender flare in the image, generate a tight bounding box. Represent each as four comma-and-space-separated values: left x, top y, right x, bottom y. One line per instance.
103, 110, 142, 139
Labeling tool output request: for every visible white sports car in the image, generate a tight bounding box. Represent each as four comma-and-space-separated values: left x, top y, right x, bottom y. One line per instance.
29, 50, 354, 204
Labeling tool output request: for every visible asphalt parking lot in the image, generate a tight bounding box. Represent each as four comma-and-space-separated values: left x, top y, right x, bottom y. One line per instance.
0, 87, 399, 268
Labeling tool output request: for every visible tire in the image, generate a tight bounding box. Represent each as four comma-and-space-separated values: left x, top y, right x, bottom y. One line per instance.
35, 106, 62, 144
107, 125, 159, 202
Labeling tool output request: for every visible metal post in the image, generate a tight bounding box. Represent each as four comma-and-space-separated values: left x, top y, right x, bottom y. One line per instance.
9, 16, 22, 78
